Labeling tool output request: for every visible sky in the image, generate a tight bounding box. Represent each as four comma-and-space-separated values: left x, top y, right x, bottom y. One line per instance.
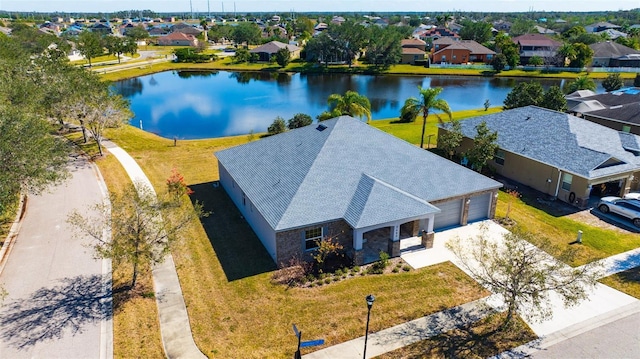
1, 0, 639, 14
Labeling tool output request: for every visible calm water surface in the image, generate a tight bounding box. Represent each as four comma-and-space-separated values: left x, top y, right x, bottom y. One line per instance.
114, 70, 598, 139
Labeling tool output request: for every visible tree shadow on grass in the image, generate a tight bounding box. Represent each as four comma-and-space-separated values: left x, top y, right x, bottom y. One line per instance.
189, 182, 277, 281
0, 274, 112, 350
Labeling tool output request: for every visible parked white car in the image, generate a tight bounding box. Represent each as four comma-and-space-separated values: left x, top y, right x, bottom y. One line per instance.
623, 192, 640, 201
598, 196, 640, 227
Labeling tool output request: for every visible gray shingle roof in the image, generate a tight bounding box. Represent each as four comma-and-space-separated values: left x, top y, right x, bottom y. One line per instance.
216, 117, 501, 231
454, 106, 640, 180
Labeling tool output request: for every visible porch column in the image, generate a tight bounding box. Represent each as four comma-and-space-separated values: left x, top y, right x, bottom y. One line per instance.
461, 197, 471, 225
620, 176, 633, 197
353, 229, 364, 266
388, 224, 401, 258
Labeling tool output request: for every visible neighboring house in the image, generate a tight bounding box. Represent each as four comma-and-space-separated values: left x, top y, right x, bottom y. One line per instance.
148, 26, 170, 37
331, 16, 346, 25
431, 39, 495, 64
170, 22, 194, 32
157, 32, 198, 46
415, 27, 460, 50
249, 40, 301, 61
174, 26, 202, 37
512, 33, 562, 66
492, 20, 512, 33
400, 38, 427, 64
589, 41, 640, 67
216, 117, 502, 266
585, 21, 622, 33
595, 29, 628, 40
567, 88, 640, 135
90, 22, 113, 34
534, 25, 556, 35
446, 106, 640, 207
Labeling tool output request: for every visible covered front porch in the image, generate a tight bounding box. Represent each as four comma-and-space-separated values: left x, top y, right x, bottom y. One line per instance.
353, 215, 436, 265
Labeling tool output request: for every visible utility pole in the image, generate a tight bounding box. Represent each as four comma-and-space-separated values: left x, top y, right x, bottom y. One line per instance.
190, 0, 193, 19
208, 0, 210, 18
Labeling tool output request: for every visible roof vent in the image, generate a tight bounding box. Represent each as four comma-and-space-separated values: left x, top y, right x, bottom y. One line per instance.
316, 124, 327, 131
525, 116, 531, 120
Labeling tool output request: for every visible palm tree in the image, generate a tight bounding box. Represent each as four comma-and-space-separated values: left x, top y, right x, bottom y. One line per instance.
325, 90, 372, 122
564, 75, 596, 94
557, 43, 576, 67
401, 87, 452, 149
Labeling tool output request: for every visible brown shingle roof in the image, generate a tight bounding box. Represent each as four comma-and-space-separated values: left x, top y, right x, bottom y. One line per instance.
512, 33, 562, 47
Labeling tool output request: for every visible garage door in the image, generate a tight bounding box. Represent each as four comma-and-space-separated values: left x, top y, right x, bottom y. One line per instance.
467, 193, 492, 223
433, 199, 463, 230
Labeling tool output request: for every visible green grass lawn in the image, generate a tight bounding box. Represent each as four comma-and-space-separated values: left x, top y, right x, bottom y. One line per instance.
101, 125, 490, 358
600, 267, 640, 299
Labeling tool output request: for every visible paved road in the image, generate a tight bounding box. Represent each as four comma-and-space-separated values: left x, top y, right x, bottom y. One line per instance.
0, 155, 112, 358
531, 311, 640, 358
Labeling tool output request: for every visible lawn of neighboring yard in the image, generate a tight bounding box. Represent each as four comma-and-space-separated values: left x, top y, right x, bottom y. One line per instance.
101, 125, 489, 358
494, 190, 640, 266
370, 108, 502, 146
600, 267, 640, 299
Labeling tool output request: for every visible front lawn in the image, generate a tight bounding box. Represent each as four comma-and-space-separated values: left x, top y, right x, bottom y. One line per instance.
103, 125, 489, 358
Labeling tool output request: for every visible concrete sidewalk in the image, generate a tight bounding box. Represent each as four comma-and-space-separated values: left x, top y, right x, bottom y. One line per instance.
103, 141, 206, 359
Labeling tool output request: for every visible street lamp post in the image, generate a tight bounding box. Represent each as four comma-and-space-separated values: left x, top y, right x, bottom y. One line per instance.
363, 294, 375, 359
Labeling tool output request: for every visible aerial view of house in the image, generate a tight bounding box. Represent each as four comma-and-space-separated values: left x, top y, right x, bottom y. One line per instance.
217, 116, 502, 266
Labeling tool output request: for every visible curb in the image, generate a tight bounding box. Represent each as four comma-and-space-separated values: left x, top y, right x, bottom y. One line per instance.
0, 194, 27, 276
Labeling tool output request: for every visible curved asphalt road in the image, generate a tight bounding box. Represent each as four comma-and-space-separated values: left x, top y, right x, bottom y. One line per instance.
0, 154, 112, 358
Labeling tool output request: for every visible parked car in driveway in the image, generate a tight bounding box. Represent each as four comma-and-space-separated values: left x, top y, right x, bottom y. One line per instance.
623, 192, 640, 201
598, 196, 640, 227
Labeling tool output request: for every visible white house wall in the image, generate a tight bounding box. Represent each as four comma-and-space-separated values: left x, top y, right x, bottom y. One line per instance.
218, 163, 277, 261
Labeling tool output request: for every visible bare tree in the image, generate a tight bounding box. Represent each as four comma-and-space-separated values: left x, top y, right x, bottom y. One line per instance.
447, 227, 601, 329
68, 182, 205, 289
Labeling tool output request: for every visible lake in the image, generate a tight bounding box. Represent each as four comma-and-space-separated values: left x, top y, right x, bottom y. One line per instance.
114, 70, 600, 139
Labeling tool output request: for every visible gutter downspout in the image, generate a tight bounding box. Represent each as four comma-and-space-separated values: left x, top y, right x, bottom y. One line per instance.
554, 169, 562, 198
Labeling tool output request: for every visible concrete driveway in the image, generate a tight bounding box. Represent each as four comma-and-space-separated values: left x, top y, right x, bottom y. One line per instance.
402, 221, 639, 337
0, 155, 112, 359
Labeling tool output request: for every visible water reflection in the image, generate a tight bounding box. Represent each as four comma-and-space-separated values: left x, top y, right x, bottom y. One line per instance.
116, 70, 601, 139
113, 77, 143, 98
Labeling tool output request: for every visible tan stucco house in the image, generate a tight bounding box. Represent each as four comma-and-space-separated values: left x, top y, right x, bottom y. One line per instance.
249, 41, 301, 62
217, 117, 502, 266
445, 106, 640, 208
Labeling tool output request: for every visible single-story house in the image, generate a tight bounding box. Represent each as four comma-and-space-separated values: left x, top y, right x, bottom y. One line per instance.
585, 21, 622, 33
249, 41, 301, 62
431, 40, 495, 64
567, 88, 640, 135
216, 117, 502, 266
157, 32, 198, 46
590, 41, 640, 67
445, 106, 640, 208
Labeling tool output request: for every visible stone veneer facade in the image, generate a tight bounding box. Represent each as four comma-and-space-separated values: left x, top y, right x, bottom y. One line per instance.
274, 219, 353, 266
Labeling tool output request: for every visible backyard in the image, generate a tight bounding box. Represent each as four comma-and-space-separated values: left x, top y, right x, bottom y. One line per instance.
67, 112, 640, 357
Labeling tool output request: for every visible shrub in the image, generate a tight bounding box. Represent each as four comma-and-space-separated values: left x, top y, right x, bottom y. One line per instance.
402, 265, 411, 272
392, 267, 399, 273
324, 278, 331, 284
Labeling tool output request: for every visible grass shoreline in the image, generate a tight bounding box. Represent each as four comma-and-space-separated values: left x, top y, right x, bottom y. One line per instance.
99, 55, 636, 82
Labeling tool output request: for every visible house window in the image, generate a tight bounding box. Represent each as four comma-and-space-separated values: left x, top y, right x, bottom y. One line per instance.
304, 227, 323, 250
561, 173, 573, 191
495, 149, 505, 166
